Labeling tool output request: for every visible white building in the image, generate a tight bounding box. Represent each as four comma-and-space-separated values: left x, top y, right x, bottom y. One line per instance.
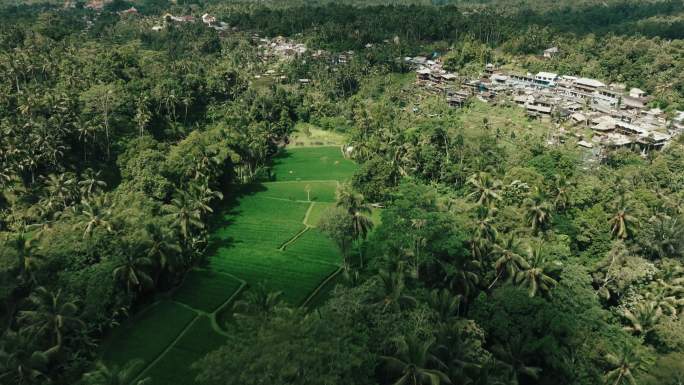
629, 88, 646, 98
202, 13, 217, 25
543, 47, 560, 58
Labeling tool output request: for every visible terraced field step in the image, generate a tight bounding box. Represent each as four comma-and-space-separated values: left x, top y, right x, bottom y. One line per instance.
172, 270, 243, 313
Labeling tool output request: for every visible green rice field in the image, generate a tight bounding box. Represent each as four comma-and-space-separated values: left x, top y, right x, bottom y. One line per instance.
101, 146, 356, 384
306, 202, 335, 227
271, 146, 357, 182
101, 301, 197, 378
261, 180, 338, 202
283, 229, 341, 265
172, 270, 242, 313
142, 316, 227, 385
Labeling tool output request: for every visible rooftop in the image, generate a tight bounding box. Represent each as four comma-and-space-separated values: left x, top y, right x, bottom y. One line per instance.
575, 78, 606, 88
536, 72, 558, 79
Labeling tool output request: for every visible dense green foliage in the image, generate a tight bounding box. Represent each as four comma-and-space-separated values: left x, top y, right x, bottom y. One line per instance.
1, 0, 684, 384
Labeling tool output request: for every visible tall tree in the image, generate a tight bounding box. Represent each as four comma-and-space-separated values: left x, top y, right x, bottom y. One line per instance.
336, 184, 374, 267
513, 244, 558, 298
112, 252, 153, 294
164, 191, 204, 242
609, 203, 637, 240
0, 330, 50, 385
17, 287, 84, 352
603, 344, 651, 385
523, 187, 553, 234
380, 335, 452, 385
467, 172, 502, 207
78, 195, 114, 238
490, 235, 526, 289
232, 282, 285, 321
78, 169, 106, 198
144, 223, 183, 274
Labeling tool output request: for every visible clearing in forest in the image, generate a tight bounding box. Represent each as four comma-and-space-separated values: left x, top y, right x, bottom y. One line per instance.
101, 146, 356, 385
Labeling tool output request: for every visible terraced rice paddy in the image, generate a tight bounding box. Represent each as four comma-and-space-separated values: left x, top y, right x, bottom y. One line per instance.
261, 180, 338, 202
101, 146, 357, 385
101, 301, 197, 378
172, 270, 242, 313
306, 202, 335, 227
142, 316, 227, 385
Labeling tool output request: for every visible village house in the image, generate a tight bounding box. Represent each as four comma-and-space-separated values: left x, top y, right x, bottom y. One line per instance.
574, 78, 606, 93
622, 96, 646, 110
534, 72, 558, 87
543, 46, 560, 58
164, 13, 195, 23
629, 88, 647, 98
416, 68, 431, 82
447, 89, 471, 108
85, 0, 110, 11
535, 72, 558, 83
118, 7, 137, 16
202, 13, 216, 26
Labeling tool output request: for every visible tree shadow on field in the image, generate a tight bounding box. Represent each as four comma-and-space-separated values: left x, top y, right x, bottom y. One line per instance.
268, 150, 294, 182
199, 183, 268, 268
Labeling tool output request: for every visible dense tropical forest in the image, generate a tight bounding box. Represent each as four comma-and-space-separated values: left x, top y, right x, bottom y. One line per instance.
1, 0, 684, 384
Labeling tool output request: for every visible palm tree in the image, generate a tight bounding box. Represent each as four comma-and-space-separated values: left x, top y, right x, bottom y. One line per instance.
381, 335, 452, 385
112, 252, 153, 293
42, 173, 76, 209
17, 287, 84, 352
465, 358, 509, 385
82, 360, 151, 385
427, 289, 462, 321
473, 205, 498, 243
467, 172, 502, 207
609, 203, 637, 240
144, 223, 182, 274
373, 265, 417, 312
78, 168, 106, 198
189, 182, 223, 217
622, 301, 662, 337
490, 235, 527, 289
407, 218, 427, 279
603, 343, 651, 385
164, 191, 203, 242
644, 278, 684, 316
7, 230, 42, 284
79, 195, 114, 238
551, 176, 571, 211
523, 187, 553, 234
433, 322, 484, 383
513, 244, 558, 298
0, 330, 50, 385
439, 253, 481, 300
648, 214, 684, 258
470, 205, 498, 263
232, 282, 284, 321
336, 184, 374, 267
491, 340, 542, 385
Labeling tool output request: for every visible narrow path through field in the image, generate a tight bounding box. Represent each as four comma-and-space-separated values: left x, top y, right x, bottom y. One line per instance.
279, 226, 311, 250
133, 315, 200, 383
